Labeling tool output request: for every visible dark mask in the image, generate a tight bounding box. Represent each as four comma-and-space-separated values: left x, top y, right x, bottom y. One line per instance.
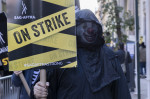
76, 21, 103, 49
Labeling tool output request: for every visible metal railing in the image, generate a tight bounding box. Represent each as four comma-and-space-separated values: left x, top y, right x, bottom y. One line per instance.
0, 75, 20, 99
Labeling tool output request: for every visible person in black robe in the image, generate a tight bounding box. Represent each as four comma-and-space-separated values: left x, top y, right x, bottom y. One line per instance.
31, 9, 131, 99
115, 43, 132, 82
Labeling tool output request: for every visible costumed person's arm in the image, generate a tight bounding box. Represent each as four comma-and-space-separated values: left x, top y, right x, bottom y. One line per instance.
11, 71, 23, 87
30, 69, 57, 99
30, 73, 48, 99
30, 80, 38, 99
111, 58, 131, 99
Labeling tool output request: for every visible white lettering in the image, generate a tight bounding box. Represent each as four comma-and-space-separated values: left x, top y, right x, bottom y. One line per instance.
0, 46, 8, 54
14, 16, 36, 20
24, 62, 63, 67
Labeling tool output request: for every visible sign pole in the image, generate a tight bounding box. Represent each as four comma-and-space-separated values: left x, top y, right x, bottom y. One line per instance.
19, 73, 30, 96
40, 0, 47, 98
40, 69, 47, 99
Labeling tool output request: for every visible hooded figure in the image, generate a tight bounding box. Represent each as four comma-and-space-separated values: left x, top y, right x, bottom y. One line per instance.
31, 9, 131, 99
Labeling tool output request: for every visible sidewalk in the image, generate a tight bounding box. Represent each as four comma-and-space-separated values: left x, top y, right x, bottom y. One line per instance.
130, 77, 147, 99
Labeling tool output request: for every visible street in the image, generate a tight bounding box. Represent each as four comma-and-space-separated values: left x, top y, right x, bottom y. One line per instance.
131, 77, 147, 99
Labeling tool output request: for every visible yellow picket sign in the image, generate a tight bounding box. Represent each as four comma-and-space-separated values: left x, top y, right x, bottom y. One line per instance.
8, 6, 75, 52
9, 49, 76, 71
34, 33, 77, 52
8, 0, 77, 71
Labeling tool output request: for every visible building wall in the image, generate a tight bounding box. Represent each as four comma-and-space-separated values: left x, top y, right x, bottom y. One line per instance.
0, 0, 2, 13
0, 0, 6, 13
139, 0, 146, 43
146, 0, 150, 98
118, 0, 135, 41
126, 0, 135, 41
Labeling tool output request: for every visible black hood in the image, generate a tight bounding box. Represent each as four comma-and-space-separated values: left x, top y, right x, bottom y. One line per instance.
76, 9, 103, 36
76, 9, 119, 93
76, 9, 104, 49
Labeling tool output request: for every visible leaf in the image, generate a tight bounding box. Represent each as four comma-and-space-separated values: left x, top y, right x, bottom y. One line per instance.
101, 0, 134, 43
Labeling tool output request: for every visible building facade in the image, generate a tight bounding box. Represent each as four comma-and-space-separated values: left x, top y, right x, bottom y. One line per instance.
117, 0, 150, 98
97, 0, 150, 98
0, 0, 6, 13
146, 0, 150, 98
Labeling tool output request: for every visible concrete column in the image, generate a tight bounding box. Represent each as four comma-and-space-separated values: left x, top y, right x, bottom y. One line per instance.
127, 0, 135, 15
127, 0, 136, 41
139, 0, 145, 39
118, 0, 125, 16
118, 0, 125, 7
146, 0, 150, 98
0, 0, 2, 13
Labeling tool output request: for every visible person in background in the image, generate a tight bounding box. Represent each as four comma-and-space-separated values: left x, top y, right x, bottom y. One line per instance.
0, 74, 3, 97
128, 55, 136, 92
115, 43, 125, 65
115, 43, 132, 82
139, 42, 146, 78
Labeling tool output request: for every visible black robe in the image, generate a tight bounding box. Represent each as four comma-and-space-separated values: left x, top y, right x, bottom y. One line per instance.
30, 45, 131, 99
31, 9, 131, 99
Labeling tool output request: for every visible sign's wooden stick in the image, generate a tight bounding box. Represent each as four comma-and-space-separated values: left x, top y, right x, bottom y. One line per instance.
19, 73, 30, 96
40, 69, 47, 99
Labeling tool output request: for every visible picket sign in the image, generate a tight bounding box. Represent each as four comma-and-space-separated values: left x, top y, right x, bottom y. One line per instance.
7, 0, 77, 98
